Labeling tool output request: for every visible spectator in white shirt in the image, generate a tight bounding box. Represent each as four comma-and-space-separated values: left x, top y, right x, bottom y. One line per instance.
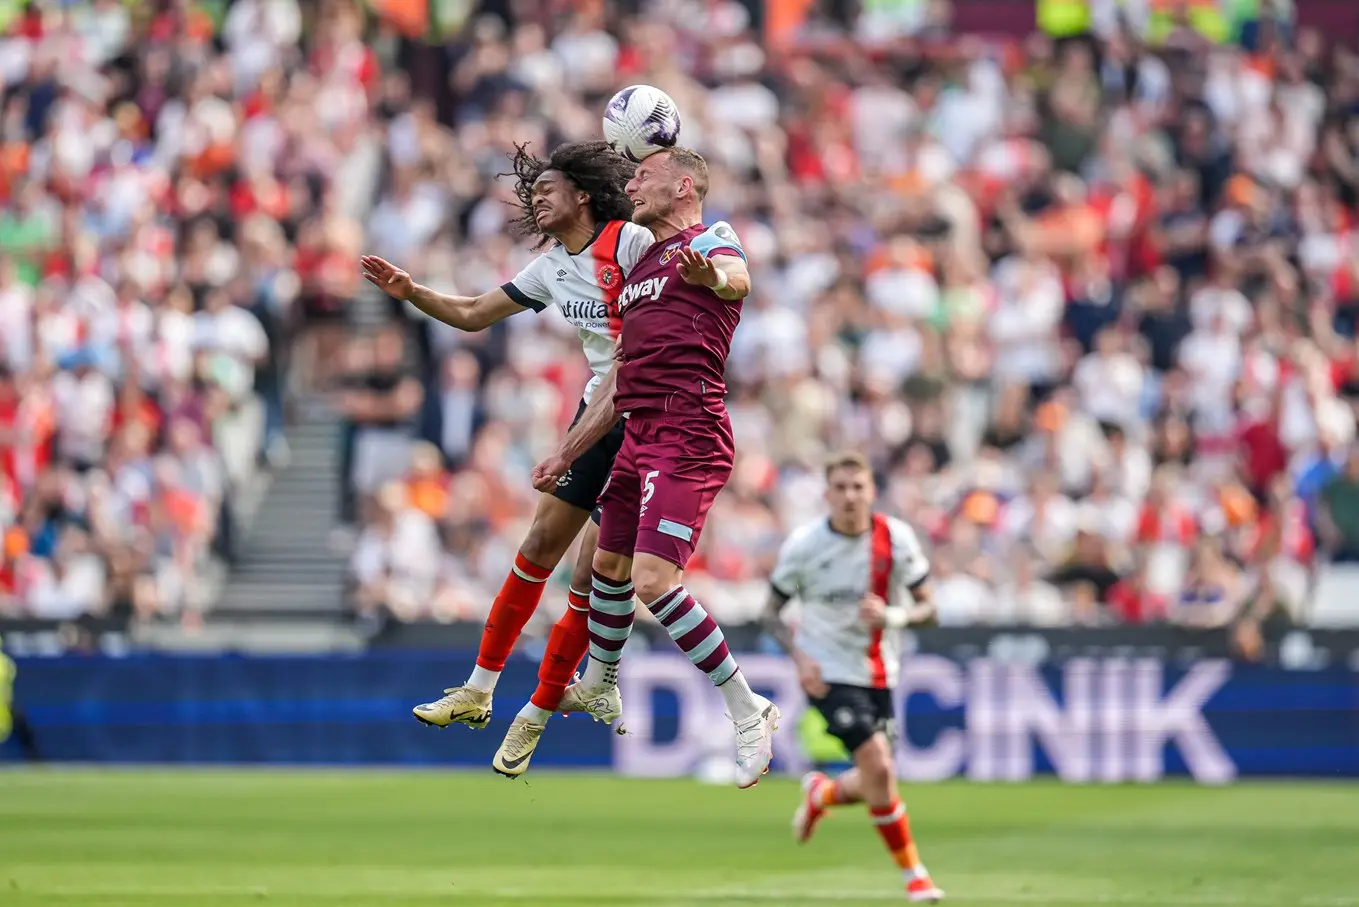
992, 548, 1070, 626
0, 256, 33, 370
193, 288, 269, 403
1178, 310, 1243, 437
51, 352, 115, 471
351, 481, 441, 622
365, 167, 447, 264
26, 526, 107, 620
998, 472, 1080, 565
89, 279, 155, 374
989, 254, 1065, 387
1073, 327, 1146, 428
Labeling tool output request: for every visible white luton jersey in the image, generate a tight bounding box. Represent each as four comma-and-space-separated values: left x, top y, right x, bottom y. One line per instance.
501, 220, 654, 402
770, 515, 931, 689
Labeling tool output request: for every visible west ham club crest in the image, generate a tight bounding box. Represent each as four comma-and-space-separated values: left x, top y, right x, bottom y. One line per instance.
659, 242, 682, 266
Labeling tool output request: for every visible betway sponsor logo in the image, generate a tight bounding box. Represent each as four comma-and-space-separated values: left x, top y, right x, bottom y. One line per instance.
614, 655, 1236, 784
618, 276, 668, 311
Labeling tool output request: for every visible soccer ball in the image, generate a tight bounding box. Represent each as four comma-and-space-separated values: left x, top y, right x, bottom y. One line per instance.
602, 85, 682, 163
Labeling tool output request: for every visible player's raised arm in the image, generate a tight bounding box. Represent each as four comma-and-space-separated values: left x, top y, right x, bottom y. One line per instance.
531, 361, 622, 492
677, 246, 750, 300
361, 255, 526, 331
677, 220, 750, 300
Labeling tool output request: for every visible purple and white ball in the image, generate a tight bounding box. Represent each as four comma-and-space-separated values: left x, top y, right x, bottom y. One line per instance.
602, 85, 682, 163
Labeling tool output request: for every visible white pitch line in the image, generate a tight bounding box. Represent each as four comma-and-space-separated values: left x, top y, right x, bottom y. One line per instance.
23, 885, 1359, 906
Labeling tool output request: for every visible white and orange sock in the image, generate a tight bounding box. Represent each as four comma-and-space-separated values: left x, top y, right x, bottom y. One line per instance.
870, 799, 929, 881
812, 776, 853, 809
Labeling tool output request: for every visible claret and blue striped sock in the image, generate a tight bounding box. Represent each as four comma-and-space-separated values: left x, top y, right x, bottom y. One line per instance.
581, 571, 635, 688
647, 585, 761, 720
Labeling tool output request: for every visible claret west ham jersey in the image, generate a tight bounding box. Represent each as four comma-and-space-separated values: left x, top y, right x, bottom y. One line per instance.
612, 221, 746, 418
770, 515, 931, 689
501, 220, 654, 402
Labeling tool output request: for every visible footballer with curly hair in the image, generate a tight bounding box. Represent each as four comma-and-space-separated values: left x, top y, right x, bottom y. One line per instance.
362, 140, 653, 775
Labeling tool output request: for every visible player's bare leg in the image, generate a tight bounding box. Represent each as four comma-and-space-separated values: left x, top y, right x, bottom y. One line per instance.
569, 551, 780, 788
794, 734, 943, 902
413, 494, 590, 729
493, 521, 601, 776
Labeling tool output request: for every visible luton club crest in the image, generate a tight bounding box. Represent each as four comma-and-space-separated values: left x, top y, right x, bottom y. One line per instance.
598, 264, 620, 289
659, 242, 682, 266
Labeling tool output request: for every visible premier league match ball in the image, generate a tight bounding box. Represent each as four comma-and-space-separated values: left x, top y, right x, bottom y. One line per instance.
602, 84, 682, 162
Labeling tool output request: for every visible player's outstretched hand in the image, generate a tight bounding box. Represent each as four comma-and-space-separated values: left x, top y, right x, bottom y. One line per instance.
360, 255, 416, 301
532, 452, 572, 493
676, 246, 719, 288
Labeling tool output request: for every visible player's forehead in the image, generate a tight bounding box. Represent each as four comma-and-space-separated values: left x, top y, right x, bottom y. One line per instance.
634, 153, 672, 181
828, 466, 872, 487
532, 169, 571, 194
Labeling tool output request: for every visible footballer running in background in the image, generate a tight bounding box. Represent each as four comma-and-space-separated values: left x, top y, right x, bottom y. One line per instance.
530, 147, 779, 788
361, 141, 655, 775
764, 452, 944, 903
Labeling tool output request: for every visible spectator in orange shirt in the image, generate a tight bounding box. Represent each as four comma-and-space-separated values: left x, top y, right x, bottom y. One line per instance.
404, 441, 451, 521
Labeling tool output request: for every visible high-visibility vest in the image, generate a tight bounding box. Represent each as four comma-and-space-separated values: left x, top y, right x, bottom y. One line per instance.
1037, 0, 1092, 37
1147, 0, 1229, 43
0, 651, 13, 744
797, 706, 850, 766
1225, 0, 1294, 39
0, 0, 22, 33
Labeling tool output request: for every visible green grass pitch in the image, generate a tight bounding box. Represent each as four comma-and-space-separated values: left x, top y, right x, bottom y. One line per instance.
2, 770, 1357, 906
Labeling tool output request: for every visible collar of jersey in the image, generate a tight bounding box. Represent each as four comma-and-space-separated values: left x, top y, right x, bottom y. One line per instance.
560, 222, 607, 257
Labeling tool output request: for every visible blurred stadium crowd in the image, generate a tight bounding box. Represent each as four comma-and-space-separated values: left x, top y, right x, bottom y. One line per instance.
4, 0, 1359, 641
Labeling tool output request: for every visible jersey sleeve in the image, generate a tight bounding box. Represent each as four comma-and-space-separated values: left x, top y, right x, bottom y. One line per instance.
890, 518, 931, 593
500, 254, 555, 313
616, 222, 654, 276
689, 220, 746, 261
769, 528, 808, 600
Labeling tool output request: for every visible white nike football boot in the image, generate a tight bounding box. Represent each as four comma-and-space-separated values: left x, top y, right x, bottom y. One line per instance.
733, 696, 780, 789
558, 679, 625, 731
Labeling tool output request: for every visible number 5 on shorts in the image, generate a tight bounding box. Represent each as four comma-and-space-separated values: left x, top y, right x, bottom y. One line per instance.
640, 469, 660, 517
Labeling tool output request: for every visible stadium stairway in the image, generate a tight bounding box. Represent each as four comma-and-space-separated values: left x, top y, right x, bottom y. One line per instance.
150, 292, 402, 653
147, 402, 363, 654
